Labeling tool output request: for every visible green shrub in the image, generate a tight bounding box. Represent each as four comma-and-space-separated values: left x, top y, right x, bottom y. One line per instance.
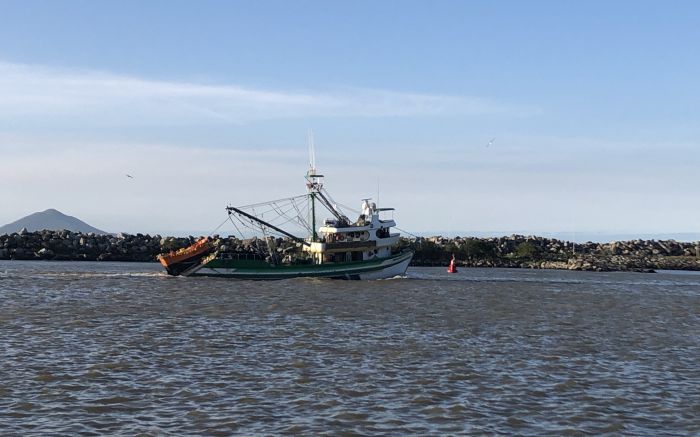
515, 241, 540, 259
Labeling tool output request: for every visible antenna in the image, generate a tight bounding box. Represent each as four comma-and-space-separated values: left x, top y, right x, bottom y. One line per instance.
377, 177, 380, 206
308, 128, 316, 174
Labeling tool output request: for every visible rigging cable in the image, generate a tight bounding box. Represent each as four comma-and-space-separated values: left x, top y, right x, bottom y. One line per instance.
320, 188, 347, 216
334, 200, 360, 215
209, 215, 231, 237
291, 200, 311, 232
234, 194, 308, 210
227, 213, 246, 240
394, 226, 420, 240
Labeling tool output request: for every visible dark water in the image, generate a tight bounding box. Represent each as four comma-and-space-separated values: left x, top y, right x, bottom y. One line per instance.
1, 261, 698, 436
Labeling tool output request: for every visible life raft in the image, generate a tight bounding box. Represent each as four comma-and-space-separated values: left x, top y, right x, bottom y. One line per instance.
157, 237, 215, 270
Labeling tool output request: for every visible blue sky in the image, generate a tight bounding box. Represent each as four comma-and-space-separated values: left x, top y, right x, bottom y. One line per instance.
1, 1, 698, 239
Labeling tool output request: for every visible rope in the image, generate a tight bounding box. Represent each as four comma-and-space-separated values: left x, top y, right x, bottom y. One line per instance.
394, 226, 419, 239
334, 200, 360, 215
234, 194, 308, 209
209, 216, 231, 236
228, 214, 246, 240
291, 199, 310, 232
320, 188, 348, 218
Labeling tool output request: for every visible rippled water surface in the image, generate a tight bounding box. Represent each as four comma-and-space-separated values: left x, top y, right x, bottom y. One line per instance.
1, 261, 699, 435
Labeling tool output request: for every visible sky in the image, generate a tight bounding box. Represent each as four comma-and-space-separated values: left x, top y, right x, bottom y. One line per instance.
1, 1, 699, 239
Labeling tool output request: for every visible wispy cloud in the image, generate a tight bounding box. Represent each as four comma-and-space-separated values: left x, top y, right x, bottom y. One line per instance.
0, 139, 307, 232
0, 134, 697, 235
0, 61, 538, 124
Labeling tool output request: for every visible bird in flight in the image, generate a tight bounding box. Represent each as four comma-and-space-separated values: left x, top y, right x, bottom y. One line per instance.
126, 174, 134, 179
486, 138, 496, 147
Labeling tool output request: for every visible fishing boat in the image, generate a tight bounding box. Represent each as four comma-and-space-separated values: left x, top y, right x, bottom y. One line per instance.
157, 150, 413, 280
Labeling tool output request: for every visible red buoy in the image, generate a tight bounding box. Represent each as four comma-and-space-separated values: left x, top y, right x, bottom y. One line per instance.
447, 254, 458, 273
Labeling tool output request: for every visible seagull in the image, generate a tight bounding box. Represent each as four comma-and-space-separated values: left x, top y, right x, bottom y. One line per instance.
486, 138, 496, 148
126, 174, 134, 179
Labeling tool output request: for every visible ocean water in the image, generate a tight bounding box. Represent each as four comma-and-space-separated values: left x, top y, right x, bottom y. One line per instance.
0, 261, 698, 435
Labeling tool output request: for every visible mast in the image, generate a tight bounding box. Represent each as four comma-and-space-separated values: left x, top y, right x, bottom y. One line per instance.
306, 173, 323, 241
311, 192, 317, 241
306, 129, 321, 242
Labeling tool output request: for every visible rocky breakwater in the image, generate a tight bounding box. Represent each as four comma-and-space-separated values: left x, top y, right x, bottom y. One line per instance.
2, 229, 699, 273
0, 229, 299, 263
0, 229, 164, 261
408, 235, 700, 272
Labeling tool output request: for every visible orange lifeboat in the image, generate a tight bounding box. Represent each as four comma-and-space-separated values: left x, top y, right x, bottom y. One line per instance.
447, 254, 458, 273
158, 237, 215, 275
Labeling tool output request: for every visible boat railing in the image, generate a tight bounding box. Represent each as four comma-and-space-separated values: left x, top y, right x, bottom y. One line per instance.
322, 231, 371, 244
219, 251, 265, 261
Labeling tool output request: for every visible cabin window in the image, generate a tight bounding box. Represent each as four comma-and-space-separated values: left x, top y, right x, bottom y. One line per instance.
377, 227, 390, 238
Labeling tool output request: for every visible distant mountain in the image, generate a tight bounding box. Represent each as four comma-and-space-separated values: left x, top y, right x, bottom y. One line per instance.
0, 209, 108, 235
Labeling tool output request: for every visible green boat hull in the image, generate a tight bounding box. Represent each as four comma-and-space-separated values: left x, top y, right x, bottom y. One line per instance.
186, 250, 414, 280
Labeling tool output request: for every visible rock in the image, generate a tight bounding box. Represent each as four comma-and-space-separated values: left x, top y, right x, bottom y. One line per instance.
12, 248, 36, 260
568, 260, 583, 270
36, 248, 55, 259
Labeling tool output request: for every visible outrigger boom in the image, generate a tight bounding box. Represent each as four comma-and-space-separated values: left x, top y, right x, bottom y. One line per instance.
226, 206, 310, 246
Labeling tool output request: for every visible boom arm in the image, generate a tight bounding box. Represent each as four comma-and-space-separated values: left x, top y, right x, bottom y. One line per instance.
315, 190, 350, 225
227, 206, 311, 246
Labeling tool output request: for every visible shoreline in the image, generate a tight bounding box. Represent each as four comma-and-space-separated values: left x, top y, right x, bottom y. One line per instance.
2, 229, 699, 273
408, 235, 700, 272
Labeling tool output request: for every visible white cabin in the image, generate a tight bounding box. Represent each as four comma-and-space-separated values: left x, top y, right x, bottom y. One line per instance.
303, 200, 400, 264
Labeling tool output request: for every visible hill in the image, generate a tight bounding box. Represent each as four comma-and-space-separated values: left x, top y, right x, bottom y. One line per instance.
0, 209, 107, 235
